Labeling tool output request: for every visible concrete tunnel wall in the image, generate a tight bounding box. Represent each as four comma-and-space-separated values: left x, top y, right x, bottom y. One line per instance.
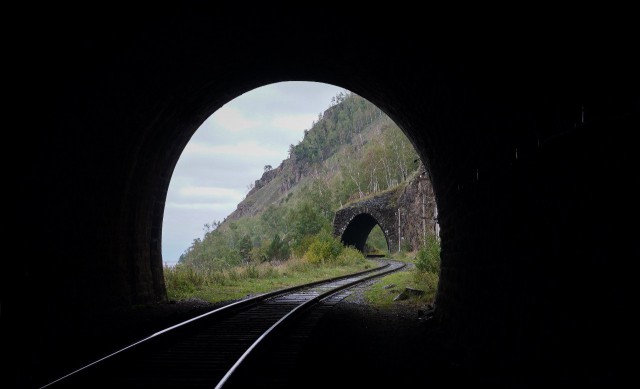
8, 3, 638, 386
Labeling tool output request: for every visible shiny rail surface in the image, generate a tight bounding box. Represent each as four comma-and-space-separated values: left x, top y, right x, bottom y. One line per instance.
42, 260, 406, 388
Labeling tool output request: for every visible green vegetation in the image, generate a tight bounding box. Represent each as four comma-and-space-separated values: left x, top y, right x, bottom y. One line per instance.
176, 92, 419, 270
415, 234, 441, 274
167, 91, 426, 304
164, 256, 373, 303
364, 236, 441, 308
364, 225, 387, 255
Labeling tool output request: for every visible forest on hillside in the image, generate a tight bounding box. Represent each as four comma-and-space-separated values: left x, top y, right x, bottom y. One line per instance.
177, 92, 420, 269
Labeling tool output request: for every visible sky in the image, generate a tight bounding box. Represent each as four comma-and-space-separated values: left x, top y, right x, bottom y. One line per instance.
162, 81, 348, 266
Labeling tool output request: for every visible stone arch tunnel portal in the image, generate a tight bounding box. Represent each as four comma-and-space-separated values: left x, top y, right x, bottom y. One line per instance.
340, 213, 390, 253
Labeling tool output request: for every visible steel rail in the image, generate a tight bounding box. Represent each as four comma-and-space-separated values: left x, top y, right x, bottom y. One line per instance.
215, 261, 407, 388
40, 260, 392, 388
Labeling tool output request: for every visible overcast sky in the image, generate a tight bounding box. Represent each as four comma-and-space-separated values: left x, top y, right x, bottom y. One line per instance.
162, 81, 347, 265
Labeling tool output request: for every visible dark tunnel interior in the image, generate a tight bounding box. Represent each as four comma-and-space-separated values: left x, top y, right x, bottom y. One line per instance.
340, 214, 387, 253
6, 3, 639, 388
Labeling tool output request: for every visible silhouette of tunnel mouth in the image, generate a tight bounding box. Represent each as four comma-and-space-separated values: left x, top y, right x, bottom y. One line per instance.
20, 9, 634, 386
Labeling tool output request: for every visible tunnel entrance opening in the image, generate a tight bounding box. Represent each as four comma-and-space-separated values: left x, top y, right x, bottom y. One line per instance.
162, 81, 434, 305
364, 224, 388, 256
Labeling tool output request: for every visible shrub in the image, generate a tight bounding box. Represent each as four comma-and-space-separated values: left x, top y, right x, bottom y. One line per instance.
336, 246, 366, 265
413, 270, 439, 302
304, 231, 343, 264
415, 234, 441, 274
249, 243, 269, 263
163, 264, 206, 299
291, 234, 317, 258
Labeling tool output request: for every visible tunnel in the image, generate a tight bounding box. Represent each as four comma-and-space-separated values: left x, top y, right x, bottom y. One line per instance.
7, 3, 638, 387
340, 213, 389, 253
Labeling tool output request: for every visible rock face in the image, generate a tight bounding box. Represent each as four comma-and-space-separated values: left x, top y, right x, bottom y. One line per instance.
333, 163, 438, 253
396, 167, 438, 250
225, 154, 311, 221
249, 166, 279, 194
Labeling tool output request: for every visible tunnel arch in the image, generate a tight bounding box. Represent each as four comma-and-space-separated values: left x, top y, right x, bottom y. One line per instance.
14, 4, 637, 387
340, 213, 391, 253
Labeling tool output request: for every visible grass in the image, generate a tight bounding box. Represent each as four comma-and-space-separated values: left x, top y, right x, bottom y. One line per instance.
388, 250, 418, 263
164, 257, 379, 304
364, 269, 437, 309
364, 254, 438, 309
165, 250, 440, 311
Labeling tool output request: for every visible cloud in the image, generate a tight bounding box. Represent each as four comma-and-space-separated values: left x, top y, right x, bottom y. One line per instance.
211, 105, 259, 131
270, 114, 317, 132
165, 202, 239, 211
177, 186, 245, 201
182, 141, 281, 159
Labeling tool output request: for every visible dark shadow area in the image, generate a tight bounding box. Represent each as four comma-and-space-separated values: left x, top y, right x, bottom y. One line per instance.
8, 4, 638, 388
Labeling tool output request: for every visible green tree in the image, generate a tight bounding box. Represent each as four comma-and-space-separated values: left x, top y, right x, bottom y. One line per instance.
289, 205, 323, 242
266, 234, 290, 262
238, 234, 252, 263
261, 205, 289, 237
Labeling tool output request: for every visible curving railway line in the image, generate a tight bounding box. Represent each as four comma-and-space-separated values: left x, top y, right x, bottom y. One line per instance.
41, 259, 406, 388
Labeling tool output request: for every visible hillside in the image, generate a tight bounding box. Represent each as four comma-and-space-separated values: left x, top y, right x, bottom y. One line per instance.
178, 92, 422, 266
223, 92, 417, 223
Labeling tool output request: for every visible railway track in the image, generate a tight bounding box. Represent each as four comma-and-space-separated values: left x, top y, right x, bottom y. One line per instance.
42, 259, 406, 388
